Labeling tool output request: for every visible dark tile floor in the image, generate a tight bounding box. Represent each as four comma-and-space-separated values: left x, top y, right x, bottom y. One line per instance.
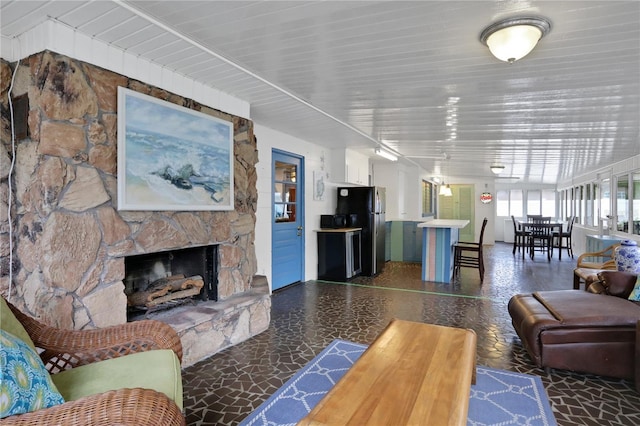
182, 243, 640, 425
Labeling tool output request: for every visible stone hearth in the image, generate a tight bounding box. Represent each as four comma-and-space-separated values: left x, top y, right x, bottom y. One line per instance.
0, 51, 270, 367
151, 275, 270, 366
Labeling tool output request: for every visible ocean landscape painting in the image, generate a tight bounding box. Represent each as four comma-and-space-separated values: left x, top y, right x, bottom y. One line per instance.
117, 87, 234, 211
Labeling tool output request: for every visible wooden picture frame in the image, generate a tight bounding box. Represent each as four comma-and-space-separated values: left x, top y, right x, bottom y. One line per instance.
117, 87, 234, 211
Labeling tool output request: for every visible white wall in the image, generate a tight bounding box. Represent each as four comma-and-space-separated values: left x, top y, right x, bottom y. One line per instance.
1, 20, 249, 119
253, 124, 338, 288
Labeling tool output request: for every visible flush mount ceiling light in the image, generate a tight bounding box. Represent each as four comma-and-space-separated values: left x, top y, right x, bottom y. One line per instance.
480, 16, 551, 63
375, 147, 398, 161
490, 164, 505, 175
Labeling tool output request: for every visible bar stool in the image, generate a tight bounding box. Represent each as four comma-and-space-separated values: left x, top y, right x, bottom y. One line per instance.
454, 218, 488, 282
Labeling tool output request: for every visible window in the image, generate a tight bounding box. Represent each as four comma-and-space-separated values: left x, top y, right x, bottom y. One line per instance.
496, 190, 509, 216
496, 189, 523, 217
560, 189, 569, 221
541, 190, 556, 217
510, 189, 523, 217
527, 190, 541, 215
591, 182, 599, 226
616, 175, 629, 232
601, 178, 611, 220
585, 184, 593, 225
633, 173, 640, 235
421, 180, 435, 217
575, 186, 584, 224
523, 189, 556, 218
559, 172, 640, 232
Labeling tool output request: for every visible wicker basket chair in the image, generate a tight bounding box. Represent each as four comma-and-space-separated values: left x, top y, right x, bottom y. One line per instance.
2, 298, 186, 426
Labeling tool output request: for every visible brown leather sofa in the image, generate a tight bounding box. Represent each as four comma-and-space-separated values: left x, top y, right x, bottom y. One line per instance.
508, 271, 639, 384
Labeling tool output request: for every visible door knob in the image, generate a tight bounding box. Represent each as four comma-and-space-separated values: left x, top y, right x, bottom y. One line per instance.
297, 226, 303, 230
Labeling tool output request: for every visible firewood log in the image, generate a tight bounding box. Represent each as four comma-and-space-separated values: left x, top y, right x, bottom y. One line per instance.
146, 287, 202, 307
127, 285, 171, 306
127, 274, 205, 306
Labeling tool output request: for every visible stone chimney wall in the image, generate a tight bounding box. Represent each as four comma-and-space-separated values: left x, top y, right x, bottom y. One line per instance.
0, 51, 259, 330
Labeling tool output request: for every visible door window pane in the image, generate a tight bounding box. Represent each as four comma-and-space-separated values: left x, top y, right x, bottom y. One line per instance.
274, 161, 298, 223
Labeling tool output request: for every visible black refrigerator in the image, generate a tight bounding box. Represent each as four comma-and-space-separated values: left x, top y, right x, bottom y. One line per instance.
336, 186, 386, 276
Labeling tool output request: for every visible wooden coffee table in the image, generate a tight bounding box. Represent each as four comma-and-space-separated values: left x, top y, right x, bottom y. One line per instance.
298, 319, 477, 426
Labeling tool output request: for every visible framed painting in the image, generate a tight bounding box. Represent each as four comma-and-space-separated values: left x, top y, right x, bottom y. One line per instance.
117, 87, 234, 211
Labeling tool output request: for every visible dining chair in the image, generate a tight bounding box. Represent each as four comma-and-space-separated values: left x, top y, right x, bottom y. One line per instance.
453, 217, 488, 282
553, 216, 575, 259
511, 216, 530, 258
528, 216, 553, 261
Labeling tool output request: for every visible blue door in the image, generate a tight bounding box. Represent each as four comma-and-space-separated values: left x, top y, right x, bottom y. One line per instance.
272, 150, 305, 290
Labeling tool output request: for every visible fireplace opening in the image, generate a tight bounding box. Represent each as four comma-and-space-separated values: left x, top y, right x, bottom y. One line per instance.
124, 245, 218, 318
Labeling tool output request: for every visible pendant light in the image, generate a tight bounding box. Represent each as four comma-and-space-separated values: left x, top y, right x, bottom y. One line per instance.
439, 157, 453, 197
439, 184, 453, 197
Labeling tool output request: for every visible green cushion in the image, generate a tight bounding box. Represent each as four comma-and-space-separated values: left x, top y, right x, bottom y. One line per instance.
0, 329, 65, 418
51, 349, 183, 410
629, 275, 640, 301
0, 298, 36, 350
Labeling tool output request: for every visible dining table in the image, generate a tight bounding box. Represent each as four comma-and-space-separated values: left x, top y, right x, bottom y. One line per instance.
518, 221, 565, 260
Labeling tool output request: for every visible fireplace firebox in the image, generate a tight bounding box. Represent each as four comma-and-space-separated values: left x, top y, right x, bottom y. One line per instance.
124, 245, 218, 317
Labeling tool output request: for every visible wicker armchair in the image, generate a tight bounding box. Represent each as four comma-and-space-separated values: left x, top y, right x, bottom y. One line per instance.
572, 243, 619, 290
3, 299, 185, 426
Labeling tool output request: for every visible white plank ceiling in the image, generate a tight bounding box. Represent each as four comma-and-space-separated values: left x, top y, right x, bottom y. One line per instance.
2, 0, 639, 184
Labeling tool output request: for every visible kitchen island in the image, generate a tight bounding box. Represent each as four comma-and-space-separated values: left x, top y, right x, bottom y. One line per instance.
417, 219, 470, 282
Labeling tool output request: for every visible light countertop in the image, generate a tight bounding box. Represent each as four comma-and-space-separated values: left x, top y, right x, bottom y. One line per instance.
417, 219, 470, 229
315, 228, 362, 233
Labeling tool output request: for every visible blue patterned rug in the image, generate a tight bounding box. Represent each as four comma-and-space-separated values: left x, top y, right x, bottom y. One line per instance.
240, 339, 556, 426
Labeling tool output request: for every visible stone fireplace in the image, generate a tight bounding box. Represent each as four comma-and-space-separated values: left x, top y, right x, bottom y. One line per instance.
0, 51, 271, 367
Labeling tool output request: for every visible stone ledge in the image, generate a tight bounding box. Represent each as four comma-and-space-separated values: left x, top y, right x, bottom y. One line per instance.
145, 275, 271, 367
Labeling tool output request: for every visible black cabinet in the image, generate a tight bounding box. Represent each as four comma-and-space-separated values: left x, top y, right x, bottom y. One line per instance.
317, 229, 362, 281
